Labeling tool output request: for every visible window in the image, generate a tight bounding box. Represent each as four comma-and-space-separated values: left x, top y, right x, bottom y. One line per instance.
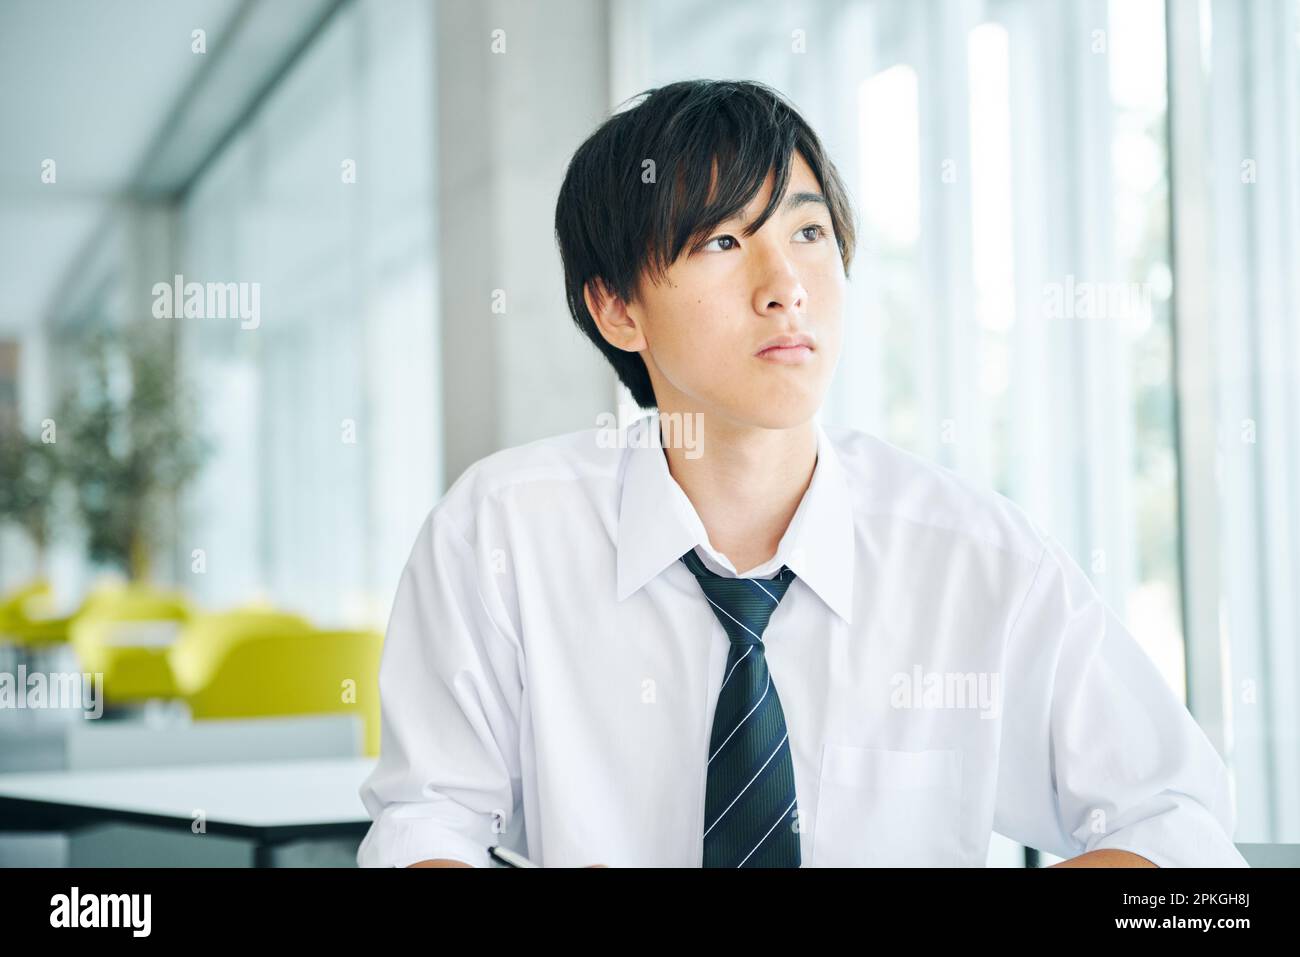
618, 0, 1300, 847
177, 0, 439, 627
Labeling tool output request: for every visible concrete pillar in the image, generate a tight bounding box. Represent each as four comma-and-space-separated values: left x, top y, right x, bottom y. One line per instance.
434, 0, 616, 484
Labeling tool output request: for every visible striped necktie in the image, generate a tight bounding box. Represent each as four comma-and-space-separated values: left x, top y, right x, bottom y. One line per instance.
680, 548, 802, 867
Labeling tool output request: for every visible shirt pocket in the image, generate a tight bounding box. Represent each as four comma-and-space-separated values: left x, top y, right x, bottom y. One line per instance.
812, 745, 964, 866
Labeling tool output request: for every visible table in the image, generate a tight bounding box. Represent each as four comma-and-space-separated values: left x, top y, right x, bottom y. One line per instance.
0, 756, 376, 867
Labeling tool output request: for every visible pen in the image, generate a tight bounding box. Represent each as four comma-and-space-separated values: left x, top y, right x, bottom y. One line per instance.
488, 845, 540, 868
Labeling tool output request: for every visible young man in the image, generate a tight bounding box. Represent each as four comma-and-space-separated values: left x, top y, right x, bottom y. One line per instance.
357, 79, 1245, 868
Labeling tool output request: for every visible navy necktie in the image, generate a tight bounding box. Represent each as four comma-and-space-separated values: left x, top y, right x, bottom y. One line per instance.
680, 548, 802, 867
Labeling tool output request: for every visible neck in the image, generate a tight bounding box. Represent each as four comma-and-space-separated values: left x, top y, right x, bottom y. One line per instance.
659, 411, 817, 575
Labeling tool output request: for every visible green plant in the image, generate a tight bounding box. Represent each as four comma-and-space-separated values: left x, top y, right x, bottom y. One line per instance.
0, 428, 62, 569
57, 322, 209, 579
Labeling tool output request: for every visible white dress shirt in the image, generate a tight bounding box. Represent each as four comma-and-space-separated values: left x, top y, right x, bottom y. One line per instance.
356, 412, 1246, 868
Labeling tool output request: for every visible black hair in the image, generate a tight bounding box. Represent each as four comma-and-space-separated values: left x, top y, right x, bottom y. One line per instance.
554, 78, 858, 409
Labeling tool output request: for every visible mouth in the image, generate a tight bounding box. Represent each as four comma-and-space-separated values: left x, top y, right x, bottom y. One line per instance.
754, 333, 816, 365
755, 344, 814, 364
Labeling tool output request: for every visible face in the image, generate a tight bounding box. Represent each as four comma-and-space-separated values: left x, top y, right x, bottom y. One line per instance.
588, 151, 846, 431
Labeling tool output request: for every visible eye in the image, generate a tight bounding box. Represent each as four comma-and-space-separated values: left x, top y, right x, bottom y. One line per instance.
701, 234, 739, 252
796, 223, 829, 243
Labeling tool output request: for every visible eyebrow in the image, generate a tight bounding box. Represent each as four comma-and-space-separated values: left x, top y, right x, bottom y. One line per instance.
781, 191, 829, 214
717, 190, 828, 227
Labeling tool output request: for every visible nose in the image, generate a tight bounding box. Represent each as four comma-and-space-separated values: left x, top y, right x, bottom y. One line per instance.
750, 241, 807, 318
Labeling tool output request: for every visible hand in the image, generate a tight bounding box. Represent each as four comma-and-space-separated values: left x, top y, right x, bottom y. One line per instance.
1049, 850, 1157, 868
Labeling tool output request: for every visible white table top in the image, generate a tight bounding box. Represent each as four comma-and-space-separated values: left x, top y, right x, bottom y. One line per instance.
0, 756, 376, 828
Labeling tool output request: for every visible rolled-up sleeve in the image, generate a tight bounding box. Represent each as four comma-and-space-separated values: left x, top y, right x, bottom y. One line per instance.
357, 506, 524, 868
994, 537, 1247, 867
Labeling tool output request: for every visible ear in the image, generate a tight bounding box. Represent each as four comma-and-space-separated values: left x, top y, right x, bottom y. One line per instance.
584, 276, 647, 353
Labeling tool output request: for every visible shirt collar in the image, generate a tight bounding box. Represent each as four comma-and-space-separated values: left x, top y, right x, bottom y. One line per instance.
615, 413, 856, 624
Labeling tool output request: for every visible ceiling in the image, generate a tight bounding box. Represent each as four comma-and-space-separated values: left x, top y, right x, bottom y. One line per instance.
0, 0, 341, 331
